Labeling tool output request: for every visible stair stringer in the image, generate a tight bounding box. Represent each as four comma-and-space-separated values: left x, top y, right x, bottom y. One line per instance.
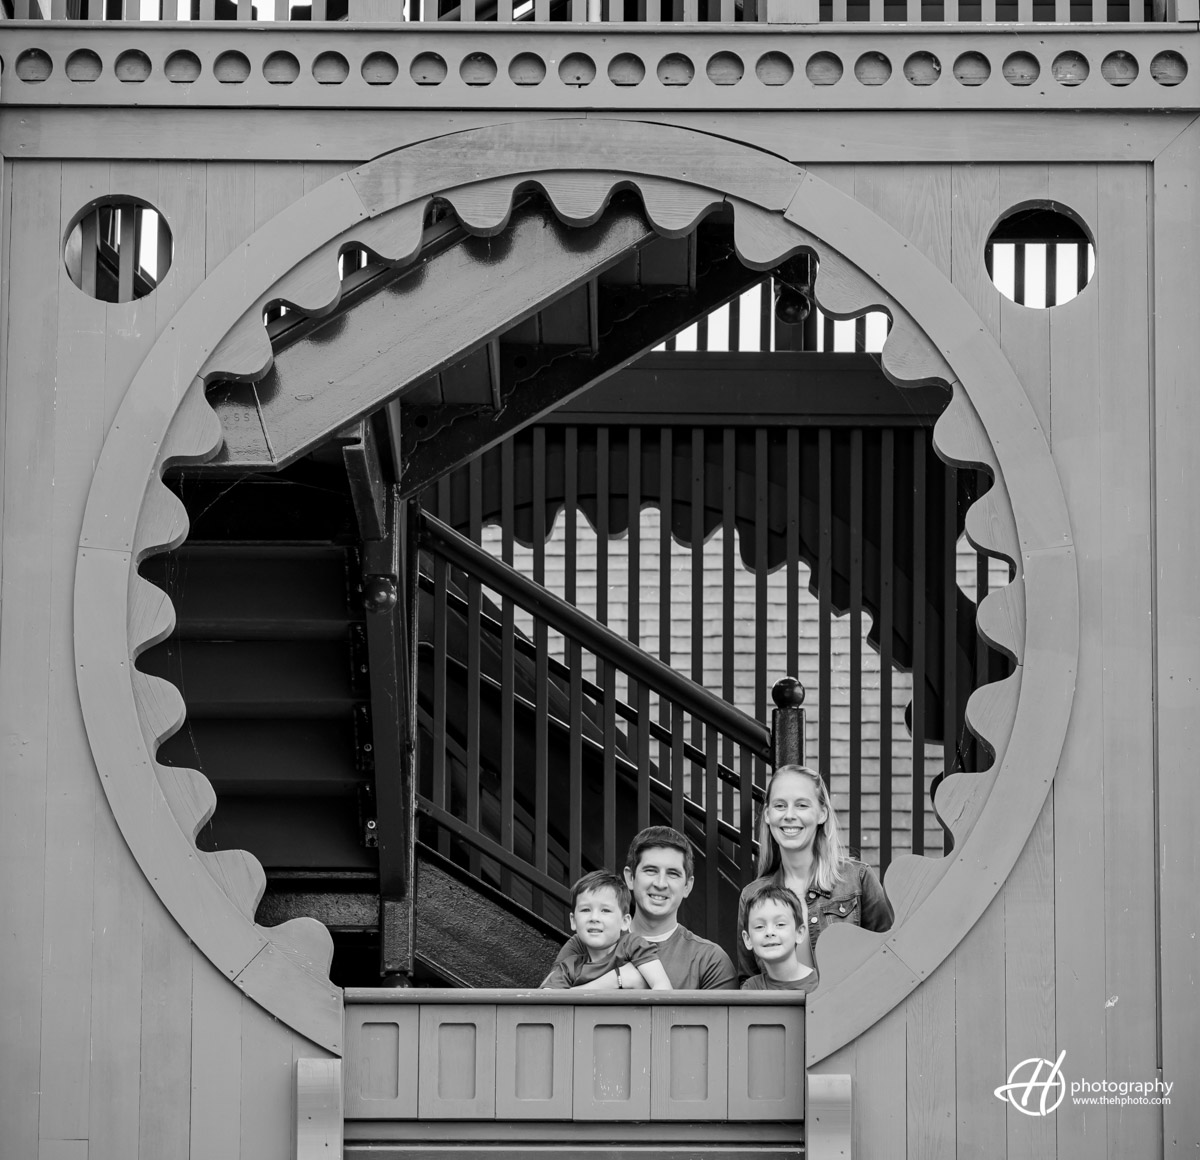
73, 118, 1077, 1065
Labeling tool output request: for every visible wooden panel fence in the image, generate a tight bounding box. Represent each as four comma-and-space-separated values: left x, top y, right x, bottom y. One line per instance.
343, 990, 805, 1126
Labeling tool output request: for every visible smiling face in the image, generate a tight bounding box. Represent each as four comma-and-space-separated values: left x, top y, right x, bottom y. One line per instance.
764, 769, 828, 857
569, 886, 631, 954
741, 896, 801, 965
624, 845, 694, 924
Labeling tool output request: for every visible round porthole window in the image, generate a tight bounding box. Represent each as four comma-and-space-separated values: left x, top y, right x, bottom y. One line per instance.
64, 197, 172, 304
986, 202, 1094, 308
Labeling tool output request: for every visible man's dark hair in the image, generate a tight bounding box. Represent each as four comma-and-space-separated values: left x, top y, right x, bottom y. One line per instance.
571, 869, 631, 914
740, 883, 805, 932
623, 825, 695, 879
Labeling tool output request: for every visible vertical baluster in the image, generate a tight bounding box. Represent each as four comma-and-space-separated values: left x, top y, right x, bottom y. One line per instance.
1013, 242, 1027, 306
1054, 0, 1069, 19
879, 430, 894, 873
911, 430, 927, 855
500, 441, 516, 893
637, 680, 651, 830
722, 429, 736, 828
569, 643, 584, 884
705, 723, 719, 937
728, 293, 741, 352
981, 0, 995, 18
598, 429, 610, 626
628, 426, 642, 736
786, 428, 800, 682
118, 206, 136, 304
1046, 242, 1057, 308
432, 554, 450, 859
697, 312, 709, 351
754, 430, 769, 793
759, 280, 772, 351
659, 428, 673, 740
534, 0, 550, 19
671, 703, 685, 833
691, 428, 705, 801
818, 429, 832, 778
855, 314, 867, 352
238, 0, 254, 17
870, 0, 885, 19
739, 746, 756, 886
313, 0, 328, 17
945, 0, 959, 20
629, 430, 641, 649
467, 460, 483, 875
80, 209, 98, 300
597, 430, 616, 870
602, 661, 617, 871
943, 463, 958, 852
533, 430, 550, 892
823, 311, 836, 353
850, 429, 863, 855
565, 429, 582, 884
1076, 242, 1089, 297
496, 0, 513, 18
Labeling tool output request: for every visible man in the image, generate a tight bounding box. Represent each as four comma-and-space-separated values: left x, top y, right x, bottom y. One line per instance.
550, 825, 736, 989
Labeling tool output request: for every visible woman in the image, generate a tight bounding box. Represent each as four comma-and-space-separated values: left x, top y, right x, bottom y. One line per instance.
736, 764, 893, 985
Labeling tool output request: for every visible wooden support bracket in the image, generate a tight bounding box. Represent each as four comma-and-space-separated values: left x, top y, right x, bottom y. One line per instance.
807, 1073, 852, 1160
296, 1058, 343, 1160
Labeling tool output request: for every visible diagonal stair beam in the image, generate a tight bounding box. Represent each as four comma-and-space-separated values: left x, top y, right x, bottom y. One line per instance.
207, 201, 659, 471
396, 229, 761, 500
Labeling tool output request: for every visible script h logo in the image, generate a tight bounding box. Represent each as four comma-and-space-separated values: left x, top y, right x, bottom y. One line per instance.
994, 1050, 1068, 1116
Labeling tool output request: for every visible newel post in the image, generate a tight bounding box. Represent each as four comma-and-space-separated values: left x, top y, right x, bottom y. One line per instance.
770, 677, 807, 768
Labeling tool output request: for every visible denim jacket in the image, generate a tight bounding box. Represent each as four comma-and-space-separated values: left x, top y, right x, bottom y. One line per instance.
736, 860, 893, 984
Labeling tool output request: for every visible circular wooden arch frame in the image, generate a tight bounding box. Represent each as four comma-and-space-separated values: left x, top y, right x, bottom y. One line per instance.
74, 119, 1078, 1060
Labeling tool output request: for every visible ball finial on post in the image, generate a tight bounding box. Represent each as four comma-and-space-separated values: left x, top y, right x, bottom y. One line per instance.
770, 676, 807, 767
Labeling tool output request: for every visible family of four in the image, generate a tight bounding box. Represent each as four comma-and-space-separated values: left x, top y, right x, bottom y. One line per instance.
541, 764, 894, 993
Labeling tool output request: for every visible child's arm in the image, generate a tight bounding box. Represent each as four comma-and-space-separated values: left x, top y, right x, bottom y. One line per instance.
634, 957, 673, 990
570, 962, 648, 990
539, 961, 573, 989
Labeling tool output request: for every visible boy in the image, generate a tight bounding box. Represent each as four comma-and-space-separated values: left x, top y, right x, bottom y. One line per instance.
541, 870, 673, 990
549, 826, 737, 989
739, 884, 817, 992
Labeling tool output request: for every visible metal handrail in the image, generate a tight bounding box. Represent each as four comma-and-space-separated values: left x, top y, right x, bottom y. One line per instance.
419, 510, 773, 762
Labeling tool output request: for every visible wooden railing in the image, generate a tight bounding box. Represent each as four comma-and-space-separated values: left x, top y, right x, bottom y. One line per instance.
416, 509, 771, 936
342, 989, 805, 1140
7, 0, 1187, 23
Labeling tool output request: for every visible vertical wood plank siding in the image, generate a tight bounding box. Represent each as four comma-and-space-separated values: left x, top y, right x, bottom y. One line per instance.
0, 160, 61, 1160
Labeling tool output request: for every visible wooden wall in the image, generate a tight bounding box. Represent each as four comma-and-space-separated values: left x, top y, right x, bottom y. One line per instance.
0, 158, 339, 1160
0, 111, 1194, 1158
807, 152, 1185, 1158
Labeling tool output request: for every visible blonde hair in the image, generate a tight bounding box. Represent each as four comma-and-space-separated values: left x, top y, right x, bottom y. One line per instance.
756, 764, 846, 893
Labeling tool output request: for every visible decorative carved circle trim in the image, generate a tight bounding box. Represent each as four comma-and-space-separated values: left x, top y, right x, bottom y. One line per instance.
74, 119, 1077, 1060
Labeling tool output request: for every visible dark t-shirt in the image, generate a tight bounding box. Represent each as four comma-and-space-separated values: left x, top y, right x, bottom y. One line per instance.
740, 970, 816, 994
553, 923, 737, 990
541, 932, 660, 989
